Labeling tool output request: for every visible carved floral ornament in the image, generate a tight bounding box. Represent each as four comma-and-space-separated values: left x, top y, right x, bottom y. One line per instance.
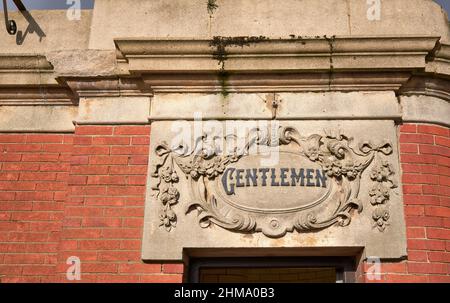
151, 126, 397, 238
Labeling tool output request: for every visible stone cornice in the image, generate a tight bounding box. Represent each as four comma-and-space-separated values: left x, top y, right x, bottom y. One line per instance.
62, 77, 153, 98
114, 36, 441, 93
0, 54, 58, 87
115, 36, 439, 73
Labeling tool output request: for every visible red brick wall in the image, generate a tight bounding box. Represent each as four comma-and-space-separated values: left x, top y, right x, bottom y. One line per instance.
362, 123, 450, 282
0, 126, 183, 283
1, 123, 448, 283
0, 134, 72, 282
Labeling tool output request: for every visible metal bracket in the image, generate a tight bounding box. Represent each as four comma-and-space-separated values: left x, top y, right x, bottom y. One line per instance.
3, 0, 17, 35
265, 93, 282, 119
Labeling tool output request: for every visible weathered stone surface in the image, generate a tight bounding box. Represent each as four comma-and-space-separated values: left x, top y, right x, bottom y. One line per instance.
0, 106, 77, 132
0, 10, 91, 53
90, 0, 449, 49
143, 119, 406, 260
76, 97, 151, 124
401, 95, 450, 127
46, 50, 117, 77
150, 92, 401, 120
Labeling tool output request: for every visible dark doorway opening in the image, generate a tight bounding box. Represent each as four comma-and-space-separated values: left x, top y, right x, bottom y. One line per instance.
189, 257, 356, 283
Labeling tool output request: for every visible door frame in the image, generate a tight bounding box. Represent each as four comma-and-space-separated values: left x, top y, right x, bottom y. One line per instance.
188, 256, 357, 283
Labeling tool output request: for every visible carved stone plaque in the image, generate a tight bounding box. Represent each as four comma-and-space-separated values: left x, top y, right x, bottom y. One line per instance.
142, 120, 406, 260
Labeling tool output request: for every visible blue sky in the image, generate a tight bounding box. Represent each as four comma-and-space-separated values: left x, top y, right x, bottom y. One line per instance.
0, 0, 95, 10
0, 0, 449, 19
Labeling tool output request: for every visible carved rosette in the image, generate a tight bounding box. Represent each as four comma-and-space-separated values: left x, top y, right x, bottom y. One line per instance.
151, 126, 397, 237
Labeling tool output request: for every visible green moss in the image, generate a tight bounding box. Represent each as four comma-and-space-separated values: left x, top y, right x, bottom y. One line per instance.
210, 36, 268, 69
218, 70, 230, 97
207, 0, 219, 15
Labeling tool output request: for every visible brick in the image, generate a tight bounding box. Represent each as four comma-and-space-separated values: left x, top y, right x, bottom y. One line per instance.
89, 156, 129, 165
35, 182, 66, 191
440, 175, 450, 186
98, 251, 141, 262
4, 254, 46, 264
400, 144, 418, 154
75, 126, 113, 136
384, 274, 428, 283
400, 124, 417, 133
22, 265, 54, 276
404, 206, 424, 216
162, 264, 184, 274
402, 174, 439, 185
140, 275, 183, 283
21, 154, 60, 162
20, 172, 56, 181
422, 185, 447, 196
28, 222, 61, 232
0, 134, 27, 143
419, 145, 450, 157
102, 228, 142, 239
11, 211, 55, 221
70, 156, 89, 165
73, 146, 110, 155
42, 144, 73, 153
15, 192, 54, 201
402, 184, 422, 194
427, 228, 450, 240
2, 144, 42, 152
0, 265, 23, 275
128, 176, 147, 185
403, 195, 440, 205
436, 155, 450, 167
427, 251, 450, 263
118, 263, 161, 274
70, 165, 109, 175
435, 136, 450, 148
400, 134, 434, 144
406, 216, 443, 227
425, 206, 450, 218
131, 136, 150, 145
103, 207, 144, 218
68, 176, 88, 185
73, 136, 93, 145
64, 207, 104, 217
111, 146, 149, 155
121, 218, 143, 228
96, 275, 141, 283
106, 186, 145, 196
0, 192, 15, 201
39, 163, 70, 172
82, 264, 118, 273
417, 125, 449, 137
79, 240, 121, 250
407, 239, 446, 251
428, 275, 450, 283
0, 154, 22, 162
0, 172, 19, 181
407, 250, 428, 262
92, 137, 131, 145
407, 262, 447, 274
128, 155, 148, 165
82, 218, 122, 228
401, 154, 436, 164
113, 126, 150, 135
407, 227, 425, 239
84, 197, 126, 206
2, 163, 40, 171
87, 175, 127, 185
108, 166, 147, 175
26, 134, 64, 143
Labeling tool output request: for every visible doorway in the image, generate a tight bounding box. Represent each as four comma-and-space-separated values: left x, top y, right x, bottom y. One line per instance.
189, 257, 356, 283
